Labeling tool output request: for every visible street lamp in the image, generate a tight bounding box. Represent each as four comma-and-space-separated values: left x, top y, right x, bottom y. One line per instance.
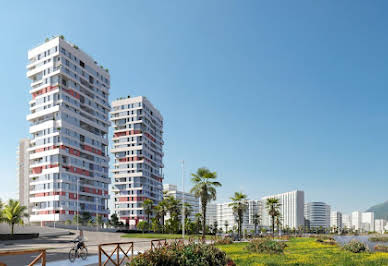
77, 178, 80, 231
181, 160, 185, 239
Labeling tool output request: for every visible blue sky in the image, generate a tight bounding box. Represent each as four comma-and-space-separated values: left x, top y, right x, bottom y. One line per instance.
0, 1, 387, 214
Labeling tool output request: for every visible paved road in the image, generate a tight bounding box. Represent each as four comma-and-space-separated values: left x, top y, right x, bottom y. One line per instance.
0, 230, 172, 266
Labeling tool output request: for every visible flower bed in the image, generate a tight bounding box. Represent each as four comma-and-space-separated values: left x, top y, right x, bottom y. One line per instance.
245, 238, 287, 254
128, 242, 233, 266
343, 240, 368, 253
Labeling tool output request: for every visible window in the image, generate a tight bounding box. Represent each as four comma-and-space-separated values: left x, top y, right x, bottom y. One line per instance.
80, 60, 85, 68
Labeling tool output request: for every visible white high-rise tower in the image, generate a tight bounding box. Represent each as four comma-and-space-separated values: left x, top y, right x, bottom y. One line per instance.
111, 96, 164, 228
26, 36, 111, 224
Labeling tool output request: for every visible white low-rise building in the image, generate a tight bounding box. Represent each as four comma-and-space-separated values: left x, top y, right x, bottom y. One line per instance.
163, 184, 199, 221
342, 214, 352, 229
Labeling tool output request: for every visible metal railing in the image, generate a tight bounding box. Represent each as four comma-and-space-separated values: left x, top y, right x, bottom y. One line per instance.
150, 239, 167, 250
0, 249, 46, 266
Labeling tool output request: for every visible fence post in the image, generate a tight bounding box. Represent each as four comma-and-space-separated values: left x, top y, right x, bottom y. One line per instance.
116, 244, 119, 266
98, 245, 101, 266
42, 250, 46, 266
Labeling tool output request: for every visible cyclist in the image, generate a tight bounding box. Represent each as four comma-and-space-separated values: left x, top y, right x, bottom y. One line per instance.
74, 229, 85, 251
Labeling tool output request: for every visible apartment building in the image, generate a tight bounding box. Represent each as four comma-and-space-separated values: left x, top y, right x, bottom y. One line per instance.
375, 219, 387, 234
330, 211, 343, 229
163, 184, 199, 221
361, 212, 375, 232
342, 214, 352, 229
17, 139, 31, 221
304, 202, 331, 229
26, 37, 111, 224
213, 200, 261, 232
261, 190, 305, 229
351, 211, 362, 231
205, 203, 217, 227
111, 96, 164, 227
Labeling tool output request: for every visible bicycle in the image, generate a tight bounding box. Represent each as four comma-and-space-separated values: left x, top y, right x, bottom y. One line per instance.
68, 240, 88, 262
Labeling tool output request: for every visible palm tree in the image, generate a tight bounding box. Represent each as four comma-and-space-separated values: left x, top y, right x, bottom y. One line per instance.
183, 202, 193, 220
229, 192, 248, 240
155, 199, 168, 233
265, 197, 281, 238
142, 199, 154, 232
194, 213, 202, 235
253, 213, 261, 236
2, 200, 29, 235
190, 167, 221, 240
275, 212, 282, 236
224, 220, 229, 234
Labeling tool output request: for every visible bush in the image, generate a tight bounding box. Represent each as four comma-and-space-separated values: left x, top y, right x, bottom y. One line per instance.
246, 238, 287, 254
374, 245, 388, 252
128, 242, 232, 266
369, 236, 388, 242
343, 240, 368, 253
215, 237, 233, 245
316, 238, 336, 245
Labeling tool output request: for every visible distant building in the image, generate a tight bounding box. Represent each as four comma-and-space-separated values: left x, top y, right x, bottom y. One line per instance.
17, 139, 31, 222
304, 202, 331, 229
342, 214, 352, 229
205, 203, 217, 226
351, 211, 362, 231
375, 219, 387, 234
330, 211, 342, 229
361, 212, 375, 232
214, 200, 261, 232
163, 184, 199, 221
261, 190, 305, 229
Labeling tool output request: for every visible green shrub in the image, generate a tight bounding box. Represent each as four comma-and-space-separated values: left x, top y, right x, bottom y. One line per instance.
374, 245, 388, 252
128, 242, 233, 266
343, 240, 368, 253
215, 237, 233, 245
246, 238, 287, 254
316, 237, 336, 245
369, 236, 388, 242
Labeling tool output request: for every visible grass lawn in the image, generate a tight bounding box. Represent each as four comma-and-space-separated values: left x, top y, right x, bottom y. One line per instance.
121, 233, 215, 240
217, 237, 388, 265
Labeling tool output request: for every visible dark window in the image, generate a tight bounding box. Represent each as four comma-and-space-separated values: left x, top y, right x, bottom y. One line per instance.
80, 60, 85, 68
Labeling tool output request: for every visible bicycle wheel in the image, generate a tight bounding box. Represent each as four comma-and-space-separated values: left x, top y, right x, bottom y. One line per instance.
68, 248, 76, 262
79, 247, 88, 260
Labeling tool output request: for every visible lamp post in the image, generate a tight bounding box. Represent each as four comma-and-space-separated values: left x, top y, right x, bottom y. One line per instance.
77, 178, 80, 231
181, 160, 185, 239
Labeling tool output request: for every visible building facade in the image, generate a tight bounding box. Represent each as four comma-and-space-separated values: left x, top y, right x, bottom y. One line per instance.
330, 211, 343, 230
111, 96, 164, 227
342, 214, 352, 229
163, 184, 199, 221
375, 219, 387, 234
205, 203, 217, 227
18, 139, 31, 221
361, 212, 375, 232
27, 37, 111, 224
261, 190, 305, 229
351, 211, 362, 231
304, 202, 331, 229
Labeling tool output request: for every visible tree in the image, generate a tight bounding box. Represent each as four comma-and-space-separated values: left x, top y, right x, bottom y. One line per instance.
142, 199, 154, 232
190, 167, 221, 240
155, 199, 168, 233
275, 213, 282, 236
109, 213, 120, 227
165, 196, 181, 233
224, 220, 229, 233
265, 198, 281, 238
229, 192, 248, 240
80, 212, 92, 225
96, 214, 103, 228
194, 213, 202, 235
253, 213, 261, 236
183, 203, 193, 220
138, 221, 147, 234
213, 220, 218, 235
2, 200, 29, 235
73, 214, 79, 225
